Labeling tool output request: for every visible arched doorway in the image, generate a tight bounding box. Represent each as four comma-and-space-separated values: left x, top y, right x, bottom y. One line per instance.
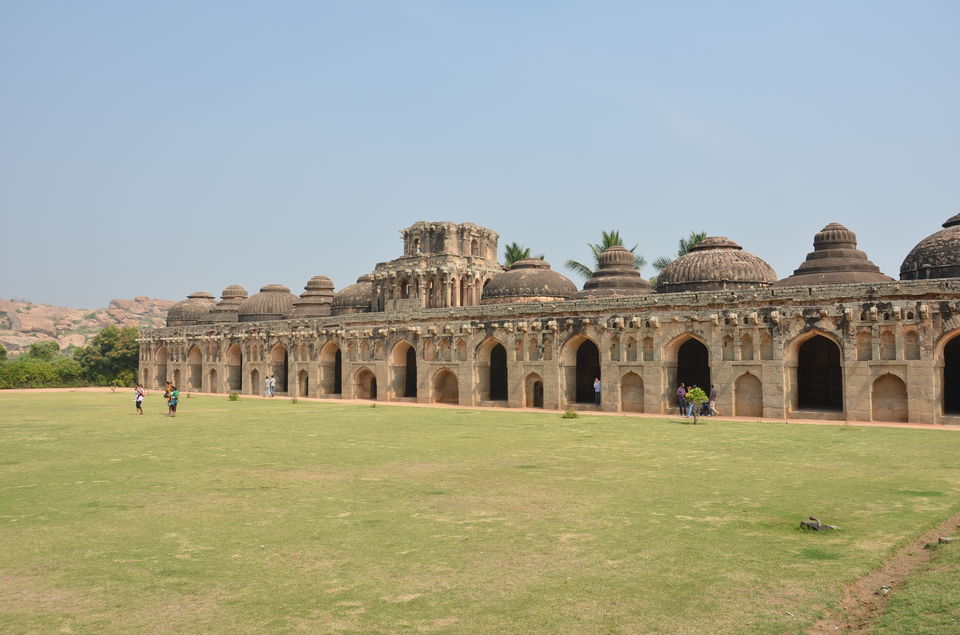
173, 368, 181, 389
490, 343, 508, 401
797, 335, 842, 410
155, 347, 167, 389
297, 370, 309, 397
872, 374, 908, 422
250, 369, 260, 396
188, 346, 203, 391
391, 342, 417, 399
735, 373, 763, 417
270, 344, 289, 393
677, 338, 710, 392
620, 372, 644, 412
575, 339, 600, 403
226, 343, 242, 392
945, 335, 960, 414
525, 373, 544, 408
433, 369, 459, 404
356, 368, 377, 400
319, 343, 342, 395
208, 369, 218, 394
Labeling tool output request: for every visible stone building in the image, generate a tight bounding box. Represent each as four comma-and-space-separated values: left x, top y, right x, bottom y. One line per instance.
140, 217, 960, 424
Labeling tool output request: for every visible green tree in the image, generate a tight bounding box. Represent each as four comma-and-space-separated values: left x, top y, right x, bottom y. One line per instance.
685, 386, 710, 424
565, 230, 646, 281
74, 326, 140, 385
27, 341, 60, 361
650, 231, 708, 286
0, 342, 6, 362
503, 242, 544, 267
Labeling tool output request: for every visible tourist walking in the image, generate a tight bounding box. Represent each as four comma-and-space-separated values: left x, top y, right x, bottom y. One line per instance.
264, 375, 270, 398
676, 383, 687, 415
593, 377, 601, 406
168, 385, 179, 417
709, 384, 719, 416
164, 382, 173, 415
135, 383, 145, 415
268, 375, 276, 397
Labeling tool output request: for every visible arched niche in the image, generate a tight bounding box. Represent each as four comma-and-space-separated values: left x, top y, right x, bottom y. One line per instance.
390, 341, 417, 398
525, 373, 544, 408
432, 369, 459, 404
620, 372, 643, 413
735, 372, 763, 417
355, 368, 377, 400
872, 373, 908, 422
796, 334, 843, 411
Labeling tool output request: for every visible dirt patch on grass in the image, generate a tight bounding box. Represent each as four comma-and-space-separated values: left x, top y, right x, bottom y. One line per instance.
809, 510, 960, 633
0, 574, 93, 614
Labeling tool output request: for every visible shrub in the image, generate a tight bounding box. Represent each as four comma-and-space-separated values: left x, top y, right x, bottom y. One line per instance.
562, 409, 579, 419
291, 397, 299, 404
228, 392, 239, 401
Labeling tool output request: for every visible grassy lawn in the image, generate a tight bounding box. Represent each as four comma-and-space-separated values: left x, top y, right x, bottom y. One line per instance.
1, 392, 960, 633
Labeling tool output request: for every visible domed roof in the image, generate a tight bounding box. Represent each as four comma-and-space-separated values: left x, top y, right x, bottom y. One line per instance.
481, 259, 577, 304
203, 285, 249, 324
285, 275, 335, 318
331, 275, 373, 315
166, 291, 216, 327
576, 245, 653, 299
900, 213, 960, 280
237, 284, 298, 322
656, 237, 777, 294
774, 223, 893, 287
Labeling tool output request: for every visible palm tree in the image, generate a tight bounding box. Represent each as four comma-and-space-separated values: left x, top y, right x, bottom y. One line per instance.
564, 230, 646, 281
503, 242, 544, 267
650, 230, 707, 286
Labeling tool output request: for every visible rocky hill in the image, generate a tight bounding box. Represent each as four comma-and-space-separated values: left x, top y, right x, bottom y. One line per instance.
0, 297, 175, 356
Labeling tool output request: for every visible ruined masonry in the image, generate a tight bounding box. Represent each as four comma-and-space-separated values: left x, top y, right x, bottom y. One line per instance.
140, 216, 960, 425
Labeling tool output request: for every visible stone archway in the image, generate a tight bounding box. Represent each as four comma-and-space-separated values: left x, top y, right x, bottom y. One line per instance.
155, 347, 168, 389
226, 343, 242, 391
208, 368, 218, 394
250, 369, 260, 396
270, 344, 289, 393
187, 346, 203, 391
677, 338, 710, 392
575, 339, 600, 403
355, 368, 377, 400
525, 373, 544, 408
433, 369, 459, 404
620, 372, 644, 412
735, 372, 763, 417
319, 342, 342, 395
391, 342, 417, 399
797, 335, 842, 410
872, 373, 908, 422
945, 335, 960, 414
489, 343, 508, 401
297, 370, 309, 398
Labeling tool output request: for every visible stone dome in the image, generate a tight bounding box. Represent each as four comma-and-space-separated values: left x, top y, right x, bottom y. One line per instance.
481, 259, 577, 304
331, 275, 373, 315
202, 285, 249, 324
656, 237, 777, 294
576, 245, 653, 299
166, 291, 216, 327
285, 275, 335, 318
237, 285, 298, 322
900, 213, 960, 280
775, 223, 893, 287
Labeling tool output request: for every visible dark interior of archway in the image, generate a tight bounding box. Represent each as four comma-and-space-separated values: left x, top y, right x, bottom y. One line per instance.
677, 339, 710, 392
944, 337, 960, 413
405, 347, 418, 398
576, 340, 601, 403
490, 344, 508, 400
334, 349, 343, 394
533, 381, 544, 408
797, 336, 842, 409
371, 377, 378, 400
274, 351, 288, 392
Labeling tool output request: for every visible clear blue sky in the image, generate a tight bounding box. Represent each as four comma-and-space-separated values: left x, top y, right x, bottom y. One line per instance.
2, 1, 958, 308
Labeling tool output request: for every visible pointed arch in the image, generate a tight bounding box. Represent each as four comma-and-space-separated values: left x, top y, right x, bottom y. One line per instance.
250, 369, 260, 396
432, 368, 459, 404
872, 373, 907, 422
735, 372, 763, 417
939, 330, 960, 414
297, 369, 309, 398
226, 343, 242, 392
269, 342, 289, 393
561, 335, 600, 404
154, 346, 168, 389
525, 372, 544, 408
208, 368, 218, 394
354, 367, 377, 400
187, 345, 203, 391
793, 333, 842, 411
390, 340, 417, 398
620, 372, 644, 412
476, 337, 507, 402
319, 341, 342, 395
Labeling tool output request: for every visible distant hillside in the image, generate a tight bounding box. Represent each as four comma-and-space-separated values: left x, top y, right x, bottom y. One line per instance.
0, 297, 175, 356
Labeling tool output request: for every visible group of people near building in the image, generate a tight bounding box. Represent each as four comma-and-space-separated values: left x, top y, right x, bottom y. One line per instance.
131, 382, 181, 416
263, 375, 277, 397
676, 383, 719, 418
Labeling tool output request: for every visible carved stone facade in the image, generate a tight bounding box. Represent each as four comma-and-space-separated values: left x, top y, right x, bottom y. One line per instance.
140, 218, 960, 425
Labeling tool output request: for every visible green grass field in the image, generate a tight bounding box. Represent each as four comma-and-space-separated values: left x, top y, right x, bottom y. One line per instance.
2, 392, 960, 633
